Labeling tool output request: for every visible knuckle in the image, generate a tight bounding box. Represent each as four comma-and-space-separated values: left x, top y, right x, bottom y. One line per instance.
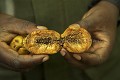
22, 20, 35, 28
79, 20, 90, 29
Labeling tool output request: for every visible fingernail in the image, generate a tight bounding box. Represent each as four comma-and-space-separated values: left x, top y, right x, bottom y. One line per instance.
61, 52, 66, 56
42, 56, 49, 62
37, 26, 47, 29
73, 54, 81, 60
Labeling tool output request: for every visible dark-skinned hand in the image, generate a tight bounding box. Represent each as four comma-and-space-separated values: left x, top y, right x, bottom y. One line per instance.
60, 1, 119, 69
0, 13, 49, 71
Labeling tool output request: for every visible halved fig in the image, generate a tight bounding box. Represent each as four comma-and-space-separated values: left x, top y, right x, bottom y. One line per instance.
61, 24, 92, 53
23, 30, 61, 54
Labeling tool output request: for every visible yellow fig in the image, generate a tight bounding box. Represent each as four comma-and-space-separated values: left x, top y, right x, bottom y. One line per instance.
61, 24, 92, 53
10, 36, 29, 55
10, 36, 24, 51
23, 30, 61, 54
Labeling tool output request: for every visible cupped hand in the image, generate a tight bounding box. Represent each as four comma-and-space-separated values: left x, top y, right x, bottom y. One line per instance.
0, 14, 49, 71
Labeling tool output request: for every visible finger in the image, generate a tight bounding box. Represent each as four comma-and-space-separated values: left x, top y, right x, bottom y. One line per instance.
82, 5, 100, 19
9, 50, 49, 69
78, 12, 106, 32
0, 62, 30, 72
60, 48, 79, 65
2, 48, 49, 70
75, 35, 109, 66
78, 47, 108, 66
73, 35, 109, 65
15, 54, 49, 69
60, 48, 87, 69
24, 25, 48, 34
3, 18, 47, 35
0, 42, 49, 70
0, 32, 17, 42
9, 49, 49, 69
37, 26, 48, 30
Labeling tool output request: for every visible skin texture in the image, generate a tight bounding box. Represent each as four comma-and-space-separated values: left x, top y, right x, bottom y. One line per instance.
60, 1, 119, 69
0, 0, 119, 71
0, 14, 49, 71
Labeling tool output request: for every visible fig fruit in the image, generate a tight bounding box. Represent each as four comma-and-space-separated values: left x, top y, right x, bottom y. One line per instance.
61, 24, 92, 53
10, 36, 29, 54
10, 24, 92, 54
23, 30, 61, 54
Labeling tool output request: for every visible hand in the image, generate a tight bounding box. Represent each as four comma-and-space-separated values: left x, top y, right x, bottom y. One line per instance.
0, 14, 49, 71
60, 1, 119, 69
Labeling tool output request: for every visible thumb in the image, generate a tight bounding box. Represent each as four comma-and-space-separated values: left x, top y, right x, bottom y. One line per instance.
5, 18, 48, 35
25, 25, 48, 34
21, 21, 48, 34
37, 26, 48, 30
77, 18, 94, 32
77, 12, 98, 32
